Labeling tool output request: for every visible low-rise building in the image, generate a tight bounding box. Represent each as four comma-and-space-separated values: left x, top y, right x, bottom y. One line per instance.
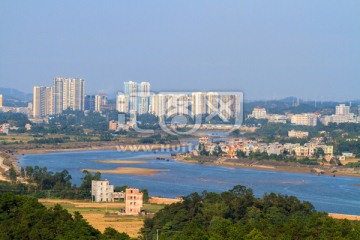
295, 146, 310, 157
109, 120, 120, 131
288, 130, 309, 138
125, 188, 143, 215
91, 180, 126, 202
91, 180, 114, 202
267, 114, 287, 124
250, 107, 267, 119
291, 114, 317, 126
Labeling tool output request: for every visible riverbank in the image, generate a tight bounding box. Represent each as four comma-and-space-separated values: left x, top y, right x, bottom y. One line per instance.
173, 155, 360, 178
15, 142, 191, 155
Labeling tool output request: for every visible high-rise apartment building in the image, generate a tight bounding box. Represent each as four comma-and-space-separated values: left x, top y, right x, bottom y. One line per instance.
218, 94, 241, 121
116, 93, 129, 113
150, 94, 167, 117
137, 82, 150, 114
124, 81, 138, 112
206, 92, 219, 115
191, 92, 207, 116
95, 95, 107, 112
0, 94, 3, 107
33, 86, 53, 118
53, 77, 85, 114
84, 95, 95, 111
123, 81, 150, 114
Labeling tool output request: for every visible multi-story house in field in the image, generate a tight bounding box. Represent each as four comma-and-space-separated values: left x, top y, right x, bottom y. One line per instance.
125, 188, 143, 215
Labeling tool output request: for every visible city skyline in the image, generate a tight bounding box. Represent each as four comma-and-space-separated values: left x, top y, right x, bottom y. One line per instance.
0, 1, 359, 101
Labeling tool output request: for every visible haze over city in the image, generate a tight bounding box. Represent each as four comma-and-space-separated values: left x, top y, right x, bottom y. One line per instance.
1, 1, 359, 101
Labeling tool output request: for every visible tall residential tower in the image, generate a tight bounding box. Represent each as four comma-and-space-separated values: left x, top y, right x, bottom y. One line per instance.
53, 77, 85, 114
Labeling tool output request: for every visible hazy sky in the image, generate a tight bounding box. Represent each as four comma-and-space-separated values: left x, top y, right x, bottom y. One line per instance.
0, 1, 359, 101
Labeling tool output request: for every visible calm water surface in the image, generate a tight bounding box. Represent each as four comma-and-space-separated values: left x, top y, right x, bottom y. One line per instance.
19, 150, 360, 215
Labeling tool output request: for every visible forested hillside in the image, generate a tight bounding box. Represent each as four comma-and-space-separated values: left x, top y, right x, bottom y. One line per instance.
142, 185, 360, 240
0, 193, 130, 240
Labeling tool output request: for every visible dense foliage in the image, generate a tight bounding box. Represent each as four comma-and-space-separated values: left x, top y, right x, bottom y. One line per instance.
142, 185, 360, 239
0, 193, 130, 240
0, 112, 30, 127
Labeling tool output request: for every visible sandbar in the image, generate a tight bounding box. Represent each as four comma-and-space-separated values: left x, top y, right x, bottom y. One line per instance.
94, 159, 147, 164
82, 167, 168, 176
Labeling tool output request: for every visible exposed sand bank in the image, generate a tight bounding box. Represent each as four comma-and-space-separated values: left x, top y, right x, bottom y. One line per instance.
82, 167, 168, 176
149, 197, 182, 205
94, 160, 148, 164
329, 213, 360, 221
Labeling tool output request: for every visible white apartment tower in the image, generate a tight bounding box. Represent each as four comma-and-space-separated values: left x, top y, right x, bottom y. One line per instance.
116, 93, 129, 113
191, 92, 207, 116
218, 94, 241, 121
150, 94, 167, 117
124, 81, 138, 112
53, 77, 85, 114
33, 86, 53, 118
123, 81, 150, 114
95, 95, 107, 112
206, 92, 219, 115
137, 82, 151, 114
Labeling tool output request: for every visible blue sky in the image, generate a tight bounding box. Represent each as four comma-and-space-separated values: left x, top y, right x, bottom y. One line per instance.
0, 0, 359, 101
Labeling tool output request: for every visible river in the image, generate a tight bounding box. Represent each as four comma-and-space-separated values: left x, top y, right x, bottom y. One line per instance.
19, 149, 360, 215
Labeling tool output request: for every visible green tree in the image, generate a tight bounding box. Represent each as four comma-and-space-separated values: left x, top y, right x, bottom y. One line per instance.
8, 165, 17, 183
141, 188, 150, 203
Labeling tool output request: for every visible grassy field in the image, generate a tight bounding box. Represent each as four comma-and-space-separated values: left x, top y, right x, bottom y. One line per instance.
39, 199, 166, 238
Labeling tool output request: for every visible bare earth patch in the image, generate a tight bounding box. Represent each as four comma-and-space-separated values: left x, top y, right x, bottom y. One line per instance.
329, 213, 360, 221
39, 199, 143, 238
82, 167, 168, 176
94, 160, 148, 164
81, 212, 144, 237
149, 197, 182, 205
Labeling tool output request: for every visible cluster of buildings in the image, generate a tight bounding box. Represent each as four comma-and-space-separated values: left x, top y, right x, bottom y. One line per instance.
198, 136, 334, 159
32, 77, 116, 118
91, 180, 144, 215
116, 81, 242, 122
30, 79, 242, 122
249, 107, 288, 124
249, 104, 359, 126
33, 77, 85, 118
0, 93, 33, 115
321, 104, 359, 126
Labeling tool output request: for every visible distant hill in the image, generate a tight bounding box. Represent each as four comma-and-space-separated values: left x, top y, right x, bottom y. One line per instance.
0, 87, 32, 101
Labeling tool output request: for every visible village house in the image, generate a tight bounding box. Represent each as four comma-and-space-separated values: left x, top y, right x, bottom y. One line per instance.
125, 188, 143, 215
288, 130, 309, 138
91, 180, 125, 202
